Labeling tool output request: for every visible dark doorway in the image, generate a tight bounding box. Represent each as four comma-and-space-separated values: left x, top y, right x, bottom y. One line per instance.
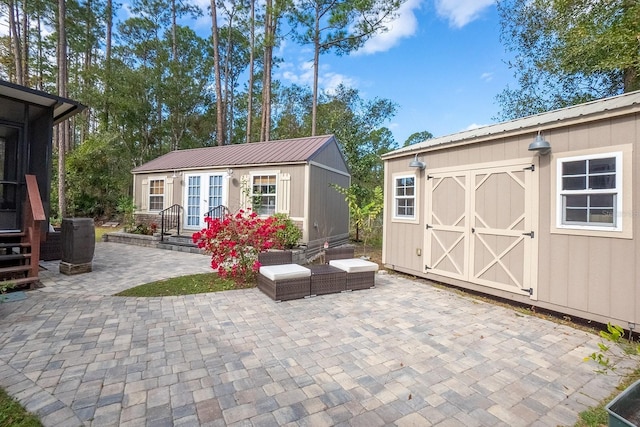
0, 123, 23, 231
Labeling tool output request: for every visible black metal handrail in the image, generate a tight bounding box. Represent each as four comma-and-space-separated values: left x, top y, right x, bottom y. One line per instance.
205, 205, 230, 220
160, 204, 183, 242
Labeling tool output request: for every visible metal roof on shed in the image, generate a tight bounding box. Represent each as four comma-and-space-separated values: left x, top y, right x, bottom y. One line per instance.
384, 90, 640, 159
132, 134, 338, 173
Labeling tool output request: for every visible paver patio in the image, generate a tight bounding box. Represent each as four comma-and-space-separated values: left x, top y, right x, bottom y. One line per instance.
0, 242, 630, 426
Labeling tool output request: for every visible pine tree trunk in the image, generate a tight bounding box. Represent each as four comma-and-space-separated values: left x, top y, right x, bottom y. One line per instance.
171, 0, 177, 60
624, 67, 639, 92
245, 0, 255, 144
36, 11, 43, 90
8, 0, 23, 85
260, 0, 273, 142
104, 0, 112, 130
311, 4, 320, 137
57, 0, 68, 218
21, 0, 28, 85
211, 0, 225, 145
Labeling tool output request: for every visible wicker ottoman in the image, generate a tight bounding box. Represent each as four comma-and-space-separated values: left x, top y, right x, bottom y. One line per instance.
258, 264, 311, 301
309, 264, 346, 295
329, 258, 379, 291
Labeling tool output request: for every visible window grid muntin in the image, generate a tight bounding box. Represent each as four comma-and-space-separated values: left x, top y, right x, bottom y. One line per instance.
394, 175, 415, 219
186, 176, 201, 226
208, 175, 223, 211
558, 153, 621, 229
252, 175, 276, 216
149, 179, 165, 211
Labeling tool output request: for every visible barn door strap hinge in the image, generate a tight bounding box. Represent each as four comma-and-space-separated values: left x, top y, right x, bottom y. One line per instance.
523, 164, 535, 171
522, 231, 534, 238
426, 175, 433, 180
426, 224, 431, 230
522, 287, 533, 296
425, 265, 431, 271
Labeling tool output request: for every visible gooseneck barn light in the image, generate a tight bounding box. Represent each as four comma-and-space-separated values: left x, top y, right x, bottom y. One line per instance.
409, 153, 426, 170
528, 131, 552, 155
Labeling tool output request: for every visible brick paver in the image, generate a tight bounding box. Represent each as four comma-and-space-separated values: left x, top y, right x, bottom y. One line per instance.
0, 242, 632, 426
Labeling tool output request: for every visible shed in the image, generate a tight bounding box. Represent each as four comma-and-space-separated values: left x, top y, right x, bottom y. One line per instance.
382, 91, 640, 326
132, 135, 350, 254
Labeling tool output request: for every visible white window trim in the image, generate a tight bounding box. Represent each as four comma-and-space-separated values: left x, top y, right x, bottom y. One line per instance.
148, 177, 166, 212
250, 171, 279, 217
392, 173, 417, 221
555, 151, 622, 232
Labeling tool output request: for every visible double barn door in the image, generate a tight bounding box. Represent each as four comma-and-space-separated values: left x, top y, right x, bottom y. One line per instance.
425, 161, 538, 299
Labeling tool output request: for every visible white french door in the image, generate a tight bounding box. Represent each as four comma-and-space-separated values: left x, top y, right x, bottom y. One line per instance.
184, 174, 226, 229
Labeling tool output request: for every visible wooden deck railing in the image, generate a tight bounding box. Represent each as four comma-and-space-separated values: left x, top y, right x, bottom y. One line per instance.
23, 175, 45, 280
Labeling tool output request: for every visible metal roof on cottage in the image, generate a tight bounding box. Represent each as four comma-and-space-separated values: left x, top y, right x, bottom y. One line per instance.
132, 134, 339, 173
384, 89, 640, 159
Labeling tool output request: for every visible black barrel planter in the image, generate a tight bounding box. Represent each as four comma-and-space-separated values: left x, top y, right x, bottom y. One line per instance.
59, 218, 95, 275
607, 379, 640, 426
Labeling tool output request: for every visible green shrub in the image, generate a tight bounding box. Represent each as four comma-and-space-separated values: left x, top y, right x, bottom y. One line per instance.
273, 213, 302, 249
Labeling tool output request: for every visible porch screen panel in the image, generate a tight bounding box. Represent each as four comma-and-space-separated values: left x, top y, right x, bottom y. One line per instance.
208, 175, 223, 211
187, 176, 201, 226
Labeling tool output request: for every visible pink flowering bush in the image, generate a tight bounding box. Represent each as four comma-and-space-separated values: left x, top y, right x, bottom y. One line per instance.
192, 209, 284, 286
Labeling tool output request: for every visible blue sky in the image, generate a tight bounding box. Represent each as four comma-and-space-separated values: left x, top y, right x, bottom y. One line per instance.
1, 0, 513, 146
276, 0, 516, 145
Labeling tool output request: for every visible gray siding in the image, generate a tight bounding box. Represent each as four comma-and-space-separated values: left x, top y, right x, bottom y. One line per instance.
307, 164, 350, 251
310, 140, 349, 174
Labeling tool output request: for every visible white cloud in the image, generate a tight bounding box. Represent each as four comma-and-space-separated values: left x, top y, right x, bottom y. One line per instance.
480, 72, 494, 82
434, 0, 494, 28
357, 0, 422, 55
279, 61, 356, 93
464, 123, 487, 131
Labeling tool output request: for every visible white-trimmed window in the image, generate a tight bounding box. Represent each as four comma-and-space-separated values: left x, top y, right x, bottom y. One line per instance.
149, 179, 165, 211
252, 175, 276, 216
557, 152, 621, 230
394, 175, 416, 219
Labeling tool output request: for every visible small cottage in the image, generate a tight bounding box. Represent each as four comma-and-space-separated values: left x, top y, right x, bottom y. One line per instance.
132, 135, 350, 254
382, 91, 640, 327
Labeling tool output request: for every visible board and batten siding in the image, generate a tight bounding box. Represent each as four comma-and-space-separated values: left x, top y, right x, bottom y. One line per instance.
306, 163, 350, 250
540, 115, 638, 325
384, 113, 640, 326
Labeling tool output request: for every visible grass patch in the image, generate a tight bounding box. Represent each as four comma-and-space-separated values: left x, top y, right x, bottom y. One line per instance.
94, 226, 115, 242
0, 388, 41, 427
114, 273, 238, 297
575, 368, 640, 427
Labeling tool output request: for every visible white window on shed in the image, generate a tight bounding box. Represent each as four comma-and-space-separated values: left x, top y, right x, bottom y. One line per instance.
557, 152, 622, 230
394, 175, 416, 219
149, 178, 165, 211
252, 174, 277, 216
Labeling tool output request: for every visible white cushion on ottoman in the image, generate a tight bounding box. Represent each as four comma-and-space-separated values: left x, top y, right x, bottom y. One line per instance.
329, 259, 379, 273
260, 264, 311, 281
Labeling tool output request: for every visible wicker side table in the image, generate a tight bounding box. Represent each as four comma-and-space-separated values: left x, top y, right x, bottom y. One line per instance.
309, 264, 346, 296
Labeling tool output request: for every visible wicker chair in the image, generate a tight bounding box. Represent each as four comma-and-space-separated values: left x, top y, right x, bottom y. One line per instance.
324, 246, 355, 263
257, 251, 311, 301
40, 231, 62, 261
325, 246, 378, 291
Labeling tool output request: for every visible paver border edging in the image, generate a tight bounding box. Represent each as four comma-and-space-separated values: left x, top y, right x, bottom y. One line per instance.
0, 358, 83, 426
